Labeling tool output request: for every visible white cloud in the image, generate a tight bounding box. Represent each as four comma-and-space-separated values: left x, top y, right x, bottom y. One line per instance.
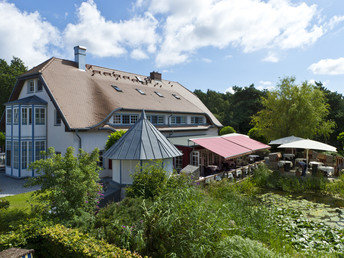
202, 58, 212, 63
257, 80, 274, 91
225, 87, 234, 94
151, 0, 324, 67
308, 57, 344, 75
130, 49, 149, 60
0, 1, 61, 67
262, 52, 279, 63
225, 54, 233, 59
326, 15, 344, 30
64, 0, 159, 58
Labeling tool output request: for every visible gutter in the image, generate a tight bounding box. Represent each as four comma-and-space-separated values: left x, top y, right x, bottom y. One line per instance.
75, 129, 82, 151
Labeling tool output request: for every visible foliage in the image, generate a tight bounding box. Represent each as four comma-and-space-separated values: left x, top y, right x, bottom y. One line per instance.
194, 85, 266, 134
248, 127, 268, 143
0, 132, 5, 150
215, 235, 277, 258
126, 161, 169, 199
0, 220, 140, 257
219, 125, 236, 135
252, 165, 329, 194
0, 199, 9, 210
251, 77, 335, 141
0, 57, 27, 116
326, 174, 344, 199
26, 147, 102, 223
105, 130, 126, 150
315, 82, 344, 148
337, 132, 344, 150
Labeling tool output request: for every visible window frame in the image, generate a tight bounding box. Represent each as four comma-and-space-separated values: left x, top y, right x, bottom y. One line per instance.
6, 108, 12, 125
35, 108, 46, 125
13, 107, 19, 125
36, 80, 43, 92
35, 141, 46, 161
54, 109, 62, 126
22, 107, 28, 125
27, 80, 35, 93
6, 140, 11, 167
170, 115, 186, 125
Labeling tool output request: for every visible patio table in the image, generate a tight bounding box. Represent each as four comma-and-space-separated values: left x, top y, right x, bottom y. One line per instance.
283, 154, 295, 160
318, 166, 334, 177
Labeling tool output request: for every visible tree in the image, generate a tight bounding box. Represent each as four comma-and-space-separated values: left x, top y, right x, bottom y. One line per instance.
337, 132, 344, 151
105, 130, 126, 150
0, 57, 27, 116
315, 82, 344, 148
219, 126, 236, 135
0, 132, 5, 152
248, 127, 268, 144
27, 147, 102, 221
251, 77, 335, 141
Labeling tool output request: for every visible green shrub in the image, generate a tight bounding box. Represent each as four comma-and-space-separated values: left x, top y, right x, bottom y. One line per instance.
252, 164, 272, 187
219, 126, 236, 135
0, 221, 140, 257
26, 147, 102, 223
326, 174, 344, 198
105, 130, 126, 150
0, 199, 9, 210
248, 127, 268, 144
215, 235, 277, 258
126, 161, 169, 199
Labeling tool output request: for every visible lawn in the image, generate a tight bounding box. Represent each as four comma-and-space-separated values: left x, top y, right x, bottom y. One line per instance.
1, 191, 36, 212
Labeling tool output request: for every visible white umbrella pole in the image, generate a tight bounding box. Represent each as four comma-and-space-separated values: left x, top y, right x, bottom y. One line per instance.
306, 149, 309, 166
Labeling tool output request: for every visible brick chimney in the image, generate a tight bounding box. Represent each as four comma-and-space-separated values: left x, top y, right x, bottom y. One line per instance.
150, 71, 162, 81
74, 46, 87, 70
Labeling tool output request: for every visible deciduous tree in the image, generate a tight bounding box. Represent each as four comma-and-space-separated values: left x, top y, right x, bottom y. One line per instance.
251, 77, 334, 141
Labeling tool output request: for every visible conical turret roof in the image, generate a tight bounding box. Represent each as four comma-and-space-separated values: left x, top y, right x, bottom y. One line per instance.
104, 110, 182, 160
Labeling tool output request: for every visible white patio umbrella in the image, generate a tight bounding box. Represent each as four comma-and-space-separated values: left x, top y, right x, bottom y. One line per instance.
278, 139, 337, 164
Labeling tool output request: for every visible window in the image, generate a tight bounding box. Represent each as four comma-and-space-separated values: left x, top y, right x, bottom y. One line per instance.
122, 115, 130, 124
147, 115, 164, 125
155, 91, 164, 97
28, 80, 35, 93
6, 109, 12, 125
13, 108, 19, 125
130, 115, 138, 124
191, 116, 204, 124
172, 93, 181, 100
13, 141, 19, 169
170, 115, 186, 125
35, 141, 45, 161
37, 80, 43, 92
28, 108, 32, 125
6, 141, 11, 167
35, 108, 45, 125
111, 85, 122, 92
22, 108, 28, 125
22, 141, 28, 169
136, 88, 146, 95
98, 150, 104, 168
113, 114, 139, 125
55, 109, 61, 126
174, 153, 183, 172
191, 151, 200, 166
114, 114, 121, 124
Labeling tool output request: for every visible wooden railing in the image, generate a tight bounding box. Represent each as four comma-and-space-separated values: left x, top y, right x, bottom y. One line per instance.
194, 160, 265, 185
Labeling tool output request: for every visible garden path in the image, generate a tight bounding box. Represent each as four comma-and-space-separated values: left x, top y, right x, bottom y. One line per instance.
0, 172, 40, 197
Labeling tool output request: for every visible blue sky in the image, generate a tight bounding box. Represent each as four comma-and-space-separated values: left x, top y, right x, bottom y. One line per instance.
1, 0, 344, 93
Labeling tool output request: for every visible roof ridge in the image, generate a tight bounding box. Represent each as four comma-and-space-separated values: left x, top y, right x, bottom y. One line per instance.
39, 57, 56, 73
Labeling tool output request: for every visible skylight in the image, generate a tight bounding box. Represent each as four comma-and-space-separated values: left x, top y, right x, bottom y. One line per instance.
136, 88, 146, 95
111, 85, 122, 92
172, 93, 181, 99
155, 91, 164, 97
136, 76, 144, 83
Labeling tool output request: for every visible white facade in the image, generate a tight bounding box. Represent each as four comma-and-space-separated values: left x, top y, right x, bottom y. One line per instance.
111, 158, 173, 185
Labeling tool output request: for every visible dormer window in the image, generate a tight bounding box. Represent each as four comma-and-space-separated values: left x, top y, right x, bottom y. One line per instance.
170, 115, 186, 125
28, 80, 34, 93
136, 89, 146, 95
191, 116, 204, 124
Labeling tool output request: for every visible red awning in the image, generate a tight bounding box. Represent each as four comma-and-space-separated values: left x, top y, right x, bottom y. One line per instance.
190, 134, 270, 159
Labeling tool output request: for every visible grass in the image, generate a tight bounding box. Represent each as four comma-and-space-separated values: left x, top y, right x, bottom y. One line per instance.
0, 191, 38, 233
1, 191, 37, 212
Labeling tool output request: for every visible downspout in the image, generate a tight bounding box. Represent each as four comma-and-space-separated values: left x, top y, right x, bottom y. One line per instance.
75, 129, 82, 151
